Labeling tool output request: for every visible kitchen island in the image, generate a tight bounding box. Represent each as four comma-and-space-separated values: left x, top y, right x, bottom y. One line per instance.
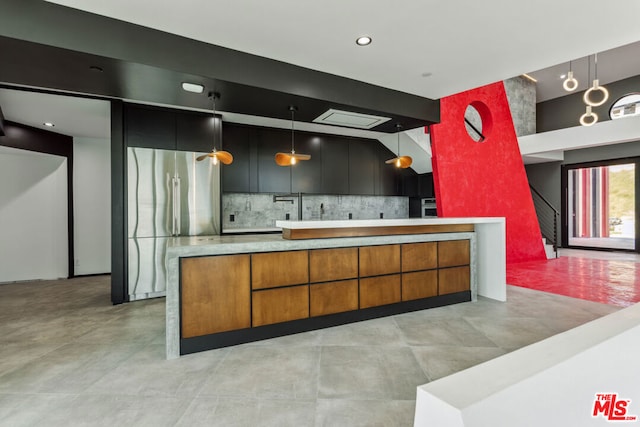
165, 218, 505, 359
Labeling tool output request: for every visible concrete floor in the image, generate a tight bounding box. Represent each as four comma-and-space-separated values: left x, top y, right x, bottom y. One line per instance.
0, 270, 622, 427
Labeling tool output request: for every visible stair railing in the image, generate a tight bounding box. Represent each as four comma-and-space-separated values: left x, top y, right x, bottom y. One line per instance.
530, 185, 559, 258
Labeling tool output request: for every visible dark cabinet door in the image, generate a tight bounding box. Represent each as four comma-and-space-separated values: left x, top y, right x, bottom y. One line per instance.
222, 124, 252, 193
419, 173, 434, 198
403, 174, 419, 197
125, 105, 176, 149
292, 134, 322, 193
349, 140, 378, 195
321, 137, 349, 194
257, 128, 292, 193
176, 111, 218, 153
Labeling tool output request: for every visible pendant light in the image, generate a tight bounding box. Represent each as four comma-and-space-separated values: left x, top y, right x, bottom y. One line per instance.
385, 124, 412, 168
562, 60, 578, 92
579, 56, 600, 127
275, 106, 311, 166
196, 92, 233, 165
583, 53, 609, 107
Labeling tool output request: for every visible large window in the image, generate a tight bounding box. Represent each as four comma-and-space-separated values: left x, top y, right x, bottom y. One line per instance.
567, 163, 635, 250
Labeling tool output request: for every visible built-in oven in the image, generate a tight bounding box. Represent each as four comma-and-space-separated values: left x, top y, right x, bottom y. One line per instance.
422, 198, 437, 217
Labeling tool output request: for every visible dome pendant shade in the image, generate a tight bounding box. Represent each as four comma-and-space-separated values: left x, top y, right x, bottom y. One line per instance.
385, 155, 413, 168
196, 148, 234, 165
275, 106, 310, 166
275, 152, 311, 166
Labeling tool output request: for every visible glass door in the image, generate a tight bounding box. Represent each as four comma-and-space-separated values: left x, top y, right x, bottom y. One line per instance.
567, 163, 635, 250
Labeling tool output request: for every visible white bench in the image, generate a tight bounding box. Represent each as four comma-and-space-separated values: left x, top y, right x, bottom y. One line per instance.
415, 302, 640, 426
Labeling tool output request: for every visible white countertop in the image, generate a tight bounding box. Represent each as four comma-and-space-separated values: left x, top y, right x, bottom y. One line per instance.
275, 217, 505, 229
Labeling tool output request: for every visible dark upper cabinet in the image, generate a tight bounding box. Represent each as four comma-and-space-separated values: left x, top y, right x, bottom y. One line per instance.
176, 111, 218, 153
125, 105, 176, 149
291, 134, 322, 193
348, 140, 378, 195
257, 128, 292, 193
222, 124, 252, 193
321, 137, 349, 194
403, 174, 419, 197
419, 173, 434, 198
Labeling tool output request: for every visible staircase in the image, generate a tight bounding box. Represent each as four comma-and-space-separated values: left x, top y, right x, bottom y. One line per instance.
530, 185, 559, 259
542, 237, 556, 260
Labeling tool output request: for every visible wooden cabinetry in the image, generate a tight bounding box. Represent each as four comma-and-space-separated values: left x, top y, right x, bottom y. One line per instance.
251, 251, 308, 289
179, 238, 471, 342
180, 255, 251, 338
402, 242, 437, 272
359, 245, 401, 277
360, 274, 401, 308
309, 247, 358, 283
438, 240, 471, 295
310, 280, 359, 316
252, 285, 309, 327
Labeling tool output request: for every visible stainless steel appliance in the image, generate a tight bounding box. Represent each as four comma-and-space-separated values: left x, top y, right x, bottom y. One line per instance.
422, 198, 437, 217
127, 147, 220, 300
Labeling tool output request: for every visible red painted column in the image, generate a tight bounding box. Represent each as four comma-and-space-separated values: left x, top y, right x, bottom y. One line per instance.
430, 81, 546, 263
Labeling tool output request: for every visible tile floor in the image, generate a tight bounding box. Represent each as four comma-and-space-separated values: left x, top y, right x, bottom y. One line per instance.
0, 271, 622, 427
508, 249, 640, 307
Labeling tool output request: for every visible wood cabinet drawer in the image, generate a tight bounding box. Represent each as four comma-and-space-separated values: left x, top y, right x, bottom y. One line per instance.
310, 279, 359, 317
438, 266, 470, 295
309, 247, 358, 283
251, 250, 309, 290
359, 245, 400, 277
402, 242, 437, 272
252, 285, 309, 327
181, 254, 251, 338
402, 270, 438, 301
438, 240, 470, 268
359, 274, 401, 308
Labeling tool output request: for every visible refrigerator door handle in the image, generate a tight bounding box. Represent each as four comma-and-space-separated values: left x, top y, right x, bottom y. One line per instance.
175, 175, 181, 236
171, 176, 181, 236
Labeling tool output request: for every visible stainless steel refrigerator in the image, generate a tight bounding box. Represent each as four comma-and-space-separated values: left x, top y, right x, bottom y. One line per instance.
127, 147, 220, 301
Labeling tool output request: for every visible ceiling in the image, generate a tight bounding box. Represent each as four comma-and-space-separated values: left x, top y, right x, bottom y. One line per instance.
0, 1, 639, 169
43, 0, 640, 100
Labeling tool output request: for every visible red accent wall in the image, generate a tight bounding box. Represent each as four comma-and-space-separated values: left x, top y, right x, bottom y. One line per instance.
430, 81, 546, 263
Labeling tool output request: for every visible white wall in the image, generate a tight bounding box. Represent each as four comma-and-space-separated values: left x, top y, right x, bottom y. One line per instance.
0, 146, 68, 282
73, 137, 110, 275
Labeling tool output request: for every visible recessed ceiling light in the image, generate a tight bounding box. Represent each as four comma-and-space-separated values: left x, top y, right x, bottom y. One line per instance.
89, 65, 103, 72
560, 74, 567, 79
43, 122, 55, 127
182, 82, 205, 93
356, 36, 372, 46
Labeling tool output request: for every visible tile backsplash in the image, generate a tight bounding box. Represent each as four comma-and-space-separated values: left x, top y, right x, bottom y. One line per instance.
222, 192, 409, 232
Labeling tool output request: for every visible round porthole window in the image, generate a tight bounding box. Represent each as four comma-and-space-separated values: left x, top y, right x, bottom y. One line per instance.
609, 93, 640, 120
464, 101, 492, 142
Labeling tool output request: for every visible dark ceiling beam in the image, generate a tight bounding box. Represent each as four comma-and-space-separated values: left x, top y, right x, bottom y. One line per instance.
0, 0, 439, 131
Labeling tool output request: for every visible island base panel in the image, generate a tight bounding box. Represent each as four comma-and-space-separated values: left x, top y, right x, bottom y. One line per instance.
180, 255, 251, 338
402, 270, 438, 301
310, 279, 359, 316
360, 274, 402, 308
180, 291, 471, 355
252, 285, 310, 327
439, 266, 471, 295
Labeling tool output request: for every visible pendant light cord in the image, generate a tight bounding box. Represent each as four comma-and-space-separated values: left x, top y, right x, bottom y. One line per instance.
291, 107, 295, 153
